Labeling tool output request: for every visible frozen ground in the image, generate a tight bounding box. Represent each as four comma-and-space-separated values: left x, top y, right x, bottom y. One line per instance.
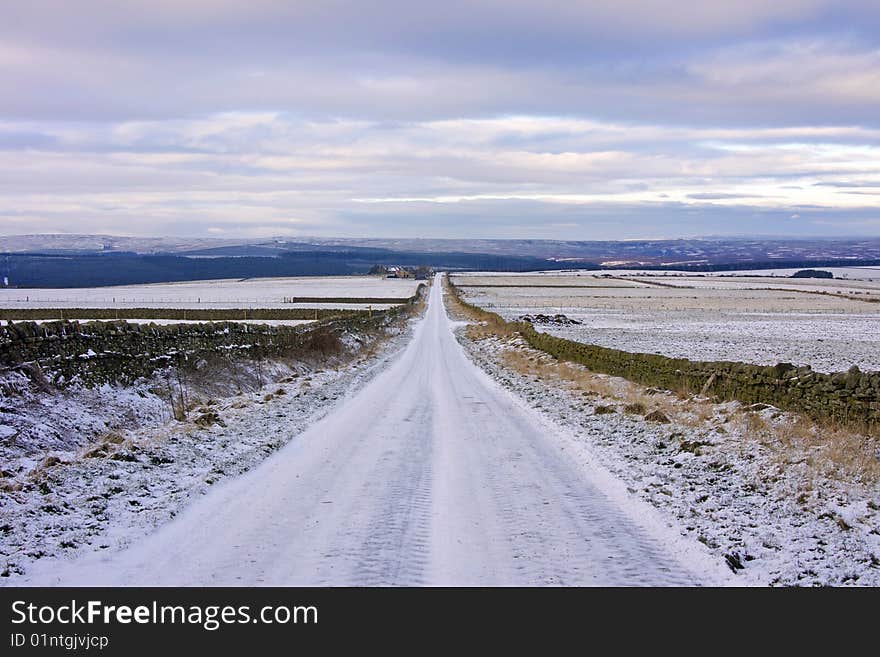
8, 319, 317, 327
454, 331, 880, 586
10, 276, 727, 586
456, 283, 877, 313
0, 373, 171, 463
0, 276, 420, 309
634, 276, 880, 295
679, 267, 880, 280
456, 275, 648, 288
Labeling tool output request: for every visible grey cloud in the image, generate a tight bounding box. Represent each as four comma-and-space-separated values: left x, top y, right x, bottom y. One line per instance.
0, 131, 58, 150
687, 193, 768, 200
2, 44, 878, 127
1, 2, 879, 239
813, 181, 880, 188
1, 3, 879, 126
340, 200, 880, 240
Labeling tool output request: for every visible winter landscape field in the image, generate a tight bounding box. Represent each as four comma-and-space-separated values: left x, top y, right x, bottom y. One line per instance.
2, 269, 879, 587
452, 270, 880, 373
4, 0, 880, 607
0, 276, 421, 310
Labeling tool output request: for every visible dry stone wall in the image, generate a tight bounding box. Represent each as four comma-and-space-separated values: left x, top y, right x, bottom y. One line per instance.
1, 285, 425, 387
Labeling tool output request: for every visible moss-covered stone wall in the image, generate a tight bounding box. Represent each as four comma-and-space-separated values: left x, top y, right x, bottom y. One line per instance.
1, 285, 425, 386
519, 325, 880, 424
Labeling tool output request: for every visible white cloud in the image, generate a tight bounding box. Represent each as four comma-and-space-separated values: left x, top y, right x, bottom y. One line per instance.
1, 3, 879, 237
1, 112, 878, 238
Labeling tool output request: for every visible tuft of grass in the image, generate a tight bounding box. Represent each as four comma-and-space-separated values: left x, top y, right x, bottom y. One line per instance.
771, 415, 880, 483
737, 411, 770, 438
77, 431, 129, 460
644, 410, 671, 424
623, 402, 647, 415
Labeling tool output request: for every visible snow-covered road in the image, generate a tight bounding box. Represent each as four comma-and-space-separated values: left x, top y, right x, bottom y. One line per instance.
30, 274, 712, 586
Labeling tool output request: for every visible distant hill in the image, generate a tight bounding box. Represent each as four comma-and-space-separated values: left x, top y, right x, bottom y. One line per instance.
0, 234, 257, 255
1, 234, 879, 287
0, 248, 583, 288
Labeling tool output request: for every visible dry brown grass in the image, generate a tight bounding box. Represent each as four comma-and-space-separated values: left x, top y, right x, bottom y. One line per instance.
443, 276, 516, 340
498, 348, 678, 420
770, 415, 880, 483
19, 431, 131, 486
496, 339, 880, 484
443, 277, 491, 318
737, 411, 770, 438
77, 431, 128, 459
464, 320, 517, 341
412, 282, 429, 313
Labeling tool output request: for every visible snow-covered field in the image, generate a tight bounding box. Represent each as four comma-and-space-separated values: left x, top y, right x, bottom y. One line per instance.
453, 273, 880, 373
452, 266, 880, 280
678, 266, 880, 280
633, 276, 880, 295
456, 275, 648, 288
456, 282, 878, 313
10, 318, 317, 327
539, 312, 880, 373
0, 276, 420, 309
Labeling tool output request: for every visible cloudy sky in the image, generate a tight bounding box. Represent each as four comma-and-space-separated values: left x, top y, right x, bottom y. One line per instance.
1, 1, 879, 240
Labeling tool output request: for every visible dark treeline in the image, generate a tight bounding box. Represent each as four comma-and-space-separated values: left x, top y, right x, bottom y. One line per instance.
3, 248, 879, 288
0, 249, 586, 288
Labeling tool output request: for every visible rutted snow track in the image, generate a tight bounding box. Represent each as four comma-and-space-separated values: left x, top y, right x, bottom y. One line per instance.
26, 274, 713, 586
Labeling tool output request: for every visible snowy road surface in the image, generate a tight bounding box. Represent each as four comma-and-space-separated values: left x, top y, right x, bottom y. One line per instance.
31, 274, 712, 586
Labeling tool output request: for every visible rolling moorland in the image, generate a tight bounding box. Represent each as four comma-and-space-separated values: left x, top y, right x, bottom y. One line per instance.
3, 235, 880, 287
